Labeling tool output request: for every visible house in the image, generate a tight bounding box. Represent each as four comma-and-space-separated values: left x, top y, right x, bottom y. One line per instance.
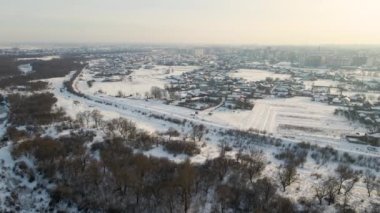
226, 94, 241, 101
313, 94, 328, 102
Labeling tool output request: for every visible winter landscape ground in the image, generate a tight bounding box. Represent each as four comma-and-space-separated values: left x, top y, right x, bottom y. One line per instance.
0, 46, 379, 213
2, 0, 380, 212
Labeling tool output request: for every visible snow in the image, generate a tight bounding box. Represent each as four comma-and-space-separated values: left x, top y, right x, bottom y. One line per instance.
48, 74, 188, 133
0, 51, 378, 212
0, 113, 6, 120
77, 65, 198, 97
49, 67, 375, 158
144, 146, 188, 163
190, 141, 221, 164
348, 70, 380, 82
263, 155, 380, 213
17, 55, 60, 61
48, 75, 121, 120
303, 79, 341, 90
303, 79, 380, 100
207, 97, 364, 137
274, 61, 292, 68
17, 64, 33, 75
200, 97, 378, 157
9, 64, 376, 212
0, 144, 52, 212
229, 69, 291, 82
342, 91, 380, 100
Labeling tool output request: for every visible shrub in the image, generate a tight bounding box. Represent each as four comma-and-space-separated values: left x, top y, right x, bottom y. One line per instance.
8, 93, 65, 125
7, 127, 29, 142
163, 140, 200, 156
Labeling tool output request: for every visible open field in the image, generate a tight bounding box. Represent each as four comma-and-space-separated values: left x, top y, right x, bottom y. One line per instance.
303, 79, 341, 90
16, 55, 60, 61
77, 65, 198, 97
206, 97, 366, 141
229, 69, 291, 81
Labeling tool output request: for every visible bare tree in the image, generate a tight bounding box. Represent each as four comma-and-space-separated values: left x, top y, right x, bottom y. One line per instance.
341, 177, 359, 211
216, 184, 236, 213
169, 91, 179, 100
117, 90, 124, 98
144, 91, 150, 99
176, 159, 196, 213
255, 177, 277, 207
105, 119, 118, 139
151, 86, 162, 99
324, 176, 339, 205
76, 112, 85, 127
76, 111, 92, 127
210, 155, 232, 182
82, 111, 92, 127
219, 139, 229, 156
91, 109, 103, 128
278, 163, 297, 192
167, 127, 180, 141
364, 170, 377, 197
240, 149, 266, 185
117, 117, 136, 141
191, 124, 206, 142
335, 164, 355, 194
314, 179, 328, 205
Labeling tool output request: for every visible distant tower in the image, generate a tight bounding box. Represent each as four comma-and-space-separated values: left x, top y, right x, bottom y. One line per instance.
194, 49, 204, 57
361, 68, 364, 91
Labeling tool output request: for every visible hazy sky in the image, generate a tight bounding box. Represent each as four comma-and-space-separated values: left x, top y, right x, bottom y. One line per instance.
1, 0, 379, 45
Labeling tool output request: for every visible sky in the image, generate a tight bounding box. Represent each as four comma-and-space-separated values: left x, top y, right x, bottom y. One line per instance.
0, 0, 380, 45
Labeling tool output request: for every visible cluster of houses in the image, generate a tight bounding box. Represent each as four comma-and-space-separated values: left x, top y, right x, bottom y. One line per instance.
165, 66, 311, 109
86, 52, 379, 113
84, 51, 380, 136
88, 55, 143, 79
166, 68, 256, 109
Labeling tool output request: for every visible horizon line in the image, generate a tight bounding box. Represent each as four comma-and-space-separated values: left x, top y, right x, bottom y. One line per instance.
2, 41, 380, 48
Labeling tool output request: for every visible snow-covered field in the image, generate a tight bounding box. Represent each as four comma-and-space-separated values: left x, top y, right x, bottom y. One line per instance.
202, 97, 375, 154
0, 50, 378, 212
303, 79, 341, 90
304, 79, 380, 99
17, 55, 60, 61
205, 97, 363, 136
50, 72, 200, 133
263, 155, 379, 213
17, 64, 33, 75
229, 69, 291, 81
0, 144, 52, 212
46, 73, 223, 164
348, 70, 380, 82
0, 64, 375, 212
77, 65, 198, 97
